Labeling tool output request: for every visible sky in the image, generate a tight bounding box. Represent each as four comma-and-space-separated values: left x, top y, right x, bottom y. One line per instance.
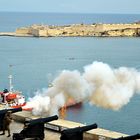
0, 0, 140, 14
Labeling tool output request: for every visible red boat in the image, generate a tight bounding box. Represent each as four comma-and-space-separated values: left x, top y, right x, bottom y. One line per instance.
0, 74, 26, 108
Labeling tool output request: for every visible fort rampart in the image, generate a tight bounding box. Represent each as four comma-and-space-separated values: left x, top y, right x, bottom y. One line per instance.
1, 23, 140, 37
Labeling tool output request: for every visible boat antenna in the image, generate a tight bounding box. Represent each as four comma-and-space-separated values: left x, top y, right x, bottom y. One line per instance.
8, 64, 13, 92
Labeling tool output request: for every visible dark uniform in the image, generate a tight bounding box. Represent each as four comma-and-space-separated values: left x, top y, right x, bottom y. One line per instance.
1, 111, 12, 137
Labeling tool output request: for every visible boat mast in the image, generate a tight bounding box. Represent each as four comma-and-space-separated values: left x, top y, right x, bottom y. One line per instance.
8, 65, 13, 92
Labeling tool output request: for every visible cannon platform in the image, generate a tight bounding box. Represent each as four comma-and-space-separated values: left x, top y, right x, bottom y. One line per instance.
0, 105, 128, 140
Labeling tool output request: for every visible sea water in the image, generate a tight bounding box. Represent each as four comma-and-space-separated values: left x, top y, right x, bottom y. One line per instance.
0, 12, 140, 134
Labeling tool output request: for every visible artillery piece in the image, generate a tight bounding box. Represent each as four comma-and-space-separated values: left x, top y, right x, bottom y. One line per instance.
60, 123, 98, 140
13, 115, 58, 140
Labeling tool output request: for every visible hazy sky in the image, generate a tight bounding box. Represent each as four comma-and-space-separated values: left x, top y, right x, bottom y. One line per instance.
0, 0, 140, 14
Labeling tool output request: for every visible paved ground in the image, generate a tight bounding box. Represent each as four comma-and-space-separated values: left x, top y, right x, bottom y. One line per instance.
0, 121, 60, 140
0, 121, 23, 140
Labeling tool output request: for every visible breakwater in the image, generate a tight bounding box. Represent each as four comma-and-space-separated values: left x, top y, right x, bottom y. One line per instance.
1, 23, 140, 37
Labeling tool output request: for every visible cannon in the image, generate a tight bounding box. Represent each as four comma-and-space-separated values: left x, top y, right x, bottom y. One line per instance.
13, 115, 58, 140
0, 107, 22, 130
112, 134, 140, 140
60, 123, 98, 140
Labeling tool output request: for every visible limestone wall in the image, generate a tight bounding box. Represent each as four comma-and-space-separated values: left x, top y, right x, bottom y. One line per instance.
47, 29, 63, 36
123, 29, 137, 36
94, 24, 104, 32
83, 128, 128, 140
31, 29, 47, 37
106, 28, 137, 36
16, 28, 30, 34
12, 23, 140, 37
102, 23, 140, 31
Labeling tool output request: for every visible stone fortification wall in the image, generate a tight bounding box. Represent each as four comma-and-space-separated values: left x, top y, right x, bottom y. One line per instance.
106, 28, 137, 36
102, 23, 140, 31
138, 29, 140, 35
14, 23, 140, 37
30, 28, 47, 37
16, 27, 30, 34
47, 29, 64, 36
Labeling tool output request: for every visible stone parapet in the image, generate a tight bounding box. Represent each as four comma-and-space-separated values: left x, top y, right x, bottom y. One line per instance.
1, 23, 140, 37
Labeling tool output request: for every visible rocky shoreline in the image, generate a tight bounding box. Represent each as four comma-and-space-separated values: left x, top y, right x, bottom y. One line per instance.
1, 22, 140, 37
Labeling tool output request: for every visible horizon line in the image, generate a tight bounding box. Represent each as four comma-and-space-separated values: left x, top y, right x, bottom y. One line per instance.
0, 11, 140, 15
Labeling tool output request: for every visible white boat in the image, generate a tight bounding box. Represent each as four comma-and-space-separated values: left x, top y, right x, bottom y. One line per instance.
0, 73, 26, 108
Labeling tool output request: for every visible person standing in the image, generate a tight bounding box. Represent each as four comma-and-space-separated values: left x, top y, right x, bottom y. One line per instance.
0, 111, 13, 137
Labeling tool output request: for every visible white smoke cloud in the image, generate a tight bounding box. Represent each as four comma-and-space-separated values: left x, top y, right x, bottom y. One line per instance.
52, 70, 92, 102
84, 62, 139, 110
24, 61, 140, 116
84, 61, 116, 86
49, 93, 65, 116
26, 94, 51, 116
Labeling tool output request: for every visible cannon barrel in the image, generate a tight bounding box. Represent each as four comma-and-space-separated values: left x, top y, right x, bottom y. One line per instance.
62, 123, 98, 134
112, 134, 140, 140
61, 123, 98, 140
0, 107, 22, 115
8, 107, 22, 113
26, 115, 58, 126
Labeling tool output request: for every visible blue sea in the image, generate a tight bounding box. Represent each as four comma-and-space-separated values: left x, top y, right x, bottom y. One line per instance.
0, 12, 140, 135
